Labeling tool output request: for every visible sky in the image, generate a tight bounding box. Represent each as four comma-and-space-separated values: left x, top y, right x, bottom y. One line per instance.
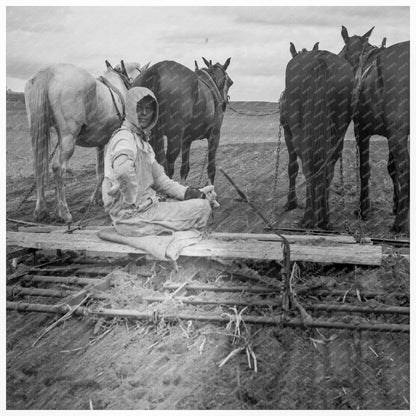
4, 4, 411, 101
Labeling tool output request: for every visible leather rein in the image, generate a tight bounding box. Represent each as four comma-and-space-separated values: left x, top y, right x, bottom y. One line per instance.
97, 75, 127, 122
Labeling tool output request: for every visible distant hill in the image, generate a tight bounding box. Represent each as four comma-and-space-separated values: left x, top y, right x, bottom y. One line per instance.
5, 92, 277, 108
6, 90, 25, 104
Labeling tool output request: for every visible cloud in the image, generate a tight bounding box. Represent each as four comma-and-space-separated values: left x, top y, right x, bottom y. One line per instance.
6, 5, 410, 101
220, 6, 408, 28
6, 6, 71, 33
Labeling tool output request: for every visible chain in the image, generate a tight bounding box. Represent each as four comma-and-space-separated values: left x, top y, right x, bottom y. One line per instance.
71, 196, 95, 232
15, 141, 59, 212
269, 122, 283, 224
338, 151, 351, 234
355, 143, 365, 243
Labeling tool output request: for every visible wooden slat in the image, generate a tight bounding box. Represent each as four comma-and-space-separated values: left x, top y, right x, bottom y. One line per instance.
7, 231, 382, 265
17, 226, 359, 244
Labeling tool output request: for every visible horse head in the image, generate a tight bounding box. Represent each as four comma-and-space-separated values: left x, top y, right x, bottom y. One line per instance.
339, 26, 376, 71
290, 42, 319, 58
201, 57, 233, 106
114, 61, 151, 86
104, 59, 132, 89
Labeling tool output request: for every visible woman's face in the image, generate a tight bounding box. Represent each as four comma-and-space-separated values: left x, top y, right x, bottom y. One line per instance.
136, 98, 155, 129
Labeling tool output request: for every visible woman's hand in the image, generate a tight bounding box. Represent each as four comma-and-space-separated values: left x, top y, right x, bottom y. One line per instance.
199, 185, 220, 208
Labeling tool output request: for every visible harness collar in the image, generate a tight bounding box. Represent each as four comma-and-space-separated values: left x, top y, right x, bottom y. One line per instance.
198, 68, 229, 111
98, 76, 126, 122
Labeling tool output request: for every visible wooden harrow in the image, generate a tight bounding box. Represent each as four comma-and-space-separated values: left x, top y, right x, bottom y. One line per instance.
6, 246, 409, 334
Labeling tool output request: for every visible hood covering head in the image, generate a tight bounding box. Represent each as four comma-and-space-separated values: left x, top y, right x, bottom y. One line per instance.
125, 87, 159, 133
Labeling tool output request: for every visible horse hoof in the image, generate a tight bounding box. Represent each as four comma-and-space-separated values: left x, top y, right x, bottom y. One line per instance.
91, 197, 104, 207
90, 190, 103, 206
284, 201, 298, 211
299, 218, 313, 229
390, 221, 408, 234
56, 210, 73, 224
34, 210, 50, 223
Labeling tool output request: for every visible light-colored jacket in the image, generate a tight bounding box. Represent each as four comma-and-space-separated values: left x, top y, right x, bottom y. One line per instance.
102, 87, 187, 220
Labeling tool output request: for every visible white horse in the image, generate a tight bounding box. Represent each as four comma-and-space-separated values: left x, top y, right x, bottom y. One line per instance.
114, 61, 150, 83
24, 60, 141, 224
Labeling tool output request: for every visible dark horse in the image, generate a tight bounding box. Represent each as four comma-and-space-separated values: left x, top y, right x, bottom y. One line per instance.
132, 58, 233, 184
340, 26, 410, 233
280, 44, 354, 228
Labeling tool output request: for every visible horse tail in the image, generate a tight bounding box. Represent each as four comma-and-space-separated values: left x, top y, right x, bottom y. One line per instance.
25, 68, 54, 185
301, 57, 332, 227
351, 53, 366, 120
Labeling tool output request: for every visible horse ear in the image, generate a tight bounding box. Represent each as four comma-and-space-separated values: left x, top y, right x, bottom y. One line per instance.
363, 26, 374, 39
313, 42, 319, 51
341, 26, 349, 43
202, 57, 210, 67
194, 60, 199, 70
223, 57, 231, 70
381, 37, 387, 48
120, 60, 128, 77
105, 60, 113, 69
290, 42, 298, 58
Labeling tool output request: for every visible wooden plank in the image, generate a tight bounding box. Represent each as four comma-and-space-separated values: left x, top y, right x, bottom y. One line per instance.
17, 226, 359, 244
210, 232, 358, 244
7, 231, 382, 265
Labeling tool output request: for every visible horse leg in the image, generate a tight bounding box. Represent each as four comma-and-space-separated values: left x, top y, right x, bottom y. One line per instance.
283, 126, 299, 210
355, 129, 371, 219
389, 134, 409, 233
207, 119, 224, 185
166, 125, 185, 179
387, 150, 399, 215
52, 132, 77, 224
301, 158, 331, 230
90, 145, 104, 205
300, 175, 315, 228
34, 176, 49, 222
180, 135, 192, 185
150, 124, 167, 172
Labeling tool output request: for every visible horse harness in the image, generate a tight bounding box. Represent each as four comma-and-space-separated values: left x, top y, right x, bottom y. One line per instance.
352, 47, 384, 119
198, 68, 229, 112
97, 76, 126, 123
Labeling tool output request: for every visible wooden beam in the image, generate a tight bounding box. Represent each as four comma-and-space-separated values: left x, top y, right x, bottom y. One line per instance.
6, 301, 409, 333
7, 231, 382, 265
17, 225, 359, 244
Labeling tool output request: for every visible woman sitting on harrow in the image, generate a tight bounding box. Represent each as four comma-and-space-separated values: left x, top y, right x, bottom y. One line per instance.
101, 87, 217, 237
